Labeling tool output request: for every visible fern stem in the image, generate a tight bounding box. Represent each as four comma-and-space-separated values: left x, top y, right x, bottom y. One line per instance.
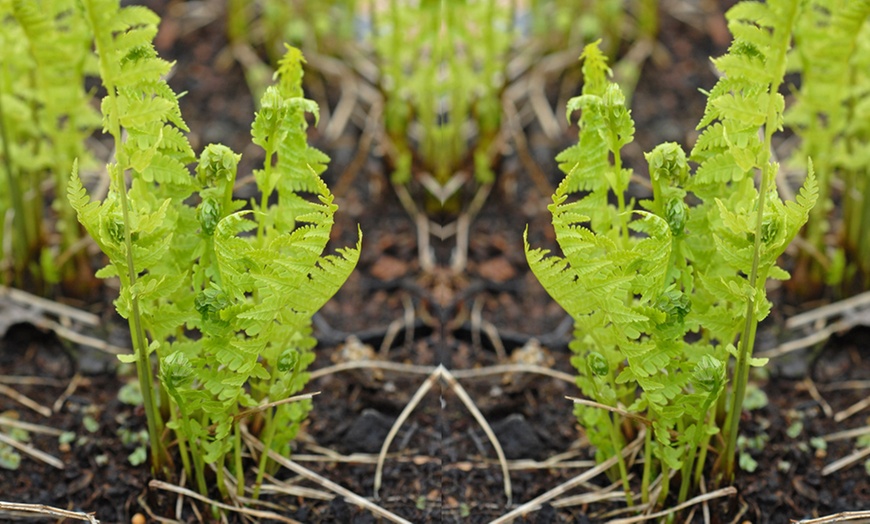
215, 453, 229, 501
170, 403, 193, 481
641, 424, 652, 505
677, 430, 696, 504
694, 415, 712, 484
603, 372, 632, 506
613, 147, 629, 242
0, 86, 34, 287
722, 0, 798, 482
233, 419, 244, 497
607, 412, 633, 507
83, 0, 165, 474
256, 144, 275, 245
252, 405, 277, 500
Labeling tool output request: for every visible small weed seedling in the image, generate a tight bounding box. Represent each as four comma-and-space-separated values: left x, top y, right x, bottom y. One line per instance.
526, 0, 817, 511
69, 0, 360, 502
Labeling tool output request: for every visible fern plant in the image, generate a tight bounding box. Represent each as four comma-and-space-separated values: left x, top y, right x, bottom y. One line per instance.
526, 0, 817, 510
0, 0, 99, 292
786, 0, 870, 292
69, 0, 360, 502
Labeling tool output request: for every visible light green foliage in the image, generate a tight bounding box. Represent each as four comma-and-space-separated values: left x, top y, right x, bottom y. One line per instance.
373, 0, 512, 185
786, 0, 870, 288
226, 0, 357, 101
0, 423, 28, 470
526, 1, 817, 506
69, 0, 359, 501
786, 421, 803, 439
0, 442, 20, 470
529, 0, 658, 99
0, 0, 100, 291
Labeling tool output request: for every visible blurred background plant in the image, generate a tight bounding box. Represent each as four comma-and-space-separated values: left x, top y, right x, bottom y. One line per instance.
785, 0, 870, 295
0, 0, 100, 294
223, 0, 660, 261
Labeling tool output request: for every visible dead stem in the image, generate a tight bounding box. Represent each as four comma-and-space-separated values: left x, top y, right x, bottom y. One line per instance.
0, 501, 99, 523
0, 431, 64, 469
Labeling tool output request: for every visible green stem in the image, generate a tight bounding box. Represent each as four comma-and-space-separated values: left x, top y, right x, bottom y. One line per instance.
613, 146, 629, 242
677, 428, 696, 504
604, 373, 632, 507
252, 405, 277, 500
215, 453, 228, 500
694, 418, 713, 484
256, 144, 275, 245
607, 412, 633, 507
0, 85, 33, 287
722, 0, 798, 482
170, 404, 192, 481
641, 423, 653, 505
171, 394, 207, 496
233, 420, 244, 497
83, 0, 165, 473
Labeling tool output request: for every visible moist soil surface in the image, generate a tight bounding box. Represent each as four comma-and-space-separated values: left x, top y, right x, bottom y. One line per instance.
2, 2, 870, 523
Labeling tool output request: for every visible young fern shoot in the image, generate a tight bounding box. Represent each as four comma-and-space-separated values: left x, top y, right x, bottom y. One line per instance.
526, 0, 817, 509
69, 0, 360, 503
72, 0, 195, 474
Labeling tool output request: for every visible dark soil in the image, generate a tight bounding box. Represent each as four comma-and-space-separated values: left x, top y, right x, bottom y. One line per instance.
2, 1, 869, 523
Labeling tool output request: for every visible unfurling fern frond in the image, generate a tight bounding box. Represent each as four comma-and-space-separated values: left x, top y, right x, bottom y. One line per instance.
70, 2, 360, 501
527, 5, 815, 505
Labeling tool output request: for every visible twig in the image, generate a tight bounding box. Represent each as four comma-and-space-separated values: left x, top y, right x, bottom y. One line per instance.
820, 380, 870, 391
448, 459, 593, 471
0, 431, 64, 469
566, 396, 653, 426
489, 433, 644, 524
0, 285, 99, 325
374, 367, 439, 499
0, 415, 64, 436
822, 425, 870, 442
242, 428, 413, 524
701, 476, 711, 524
821, 445, 870, 476
54, 373, 86, 413
332, 101, 382, 198
833, 395, 870, 422
791, 510, 870, 523
258, 471, 334, 501
309, 359, 577, 385
0, 501, 98, 523
550, 478, 626, 507
0, 383, 52, 417
502, 98, 554, 198
786, 290, 870, 329
441, 365, 513, 505
309, 360, 435, 380
137, 491, 183, 524
756, 317, 852, 359
292, 451, 437, 465
149, 480, 300, 524
0, 375, 65, 386
608, 487, 737, 524
728, 498, 750, 524
802, 377, 834, 418
451, 363, 575, 384
32, 317, 129, 356
451, 184, 492, 274
233, 392, 320, 422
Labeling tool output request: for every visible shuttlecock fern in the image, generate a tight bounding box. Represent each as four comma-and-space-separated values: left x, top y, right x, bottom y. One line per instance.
69, 0, 360, 504
526, 3, 816, 509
